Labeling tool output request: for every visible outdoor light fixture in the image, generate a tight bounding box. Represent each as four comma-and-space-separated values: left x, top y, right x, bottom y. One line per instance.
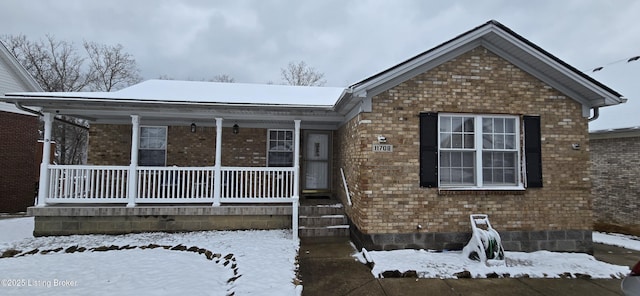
190, 123, 196, 133
232, 124, 239, 134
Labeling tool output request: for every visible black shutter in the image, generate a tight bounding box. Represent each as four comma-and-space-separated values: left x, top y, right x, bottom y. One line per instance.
523, 116, 543, 188
419, 112, 438, 187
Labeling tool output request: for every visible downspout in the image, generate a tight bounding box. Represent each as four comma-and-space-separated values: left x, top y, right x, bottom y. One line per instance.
588, 107, 599, 122
15, 102, 89, 130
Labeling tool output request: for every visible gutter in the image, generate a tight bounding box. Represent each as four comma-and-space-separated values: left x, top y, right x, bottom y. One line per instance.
14, 102, 89, 130
588, 107, 599, 122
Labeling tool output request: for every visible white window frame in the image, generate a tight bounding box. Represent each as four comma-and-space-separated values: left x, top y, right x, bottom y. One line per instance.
138, 126, 167, 166
438, 114, 523, 190
267, 129, 294, 167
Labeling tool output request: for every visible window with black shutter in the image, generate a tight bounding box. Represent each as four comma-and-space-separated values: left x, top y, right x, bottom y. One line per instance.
419, 113, 438, 187
523, 116, 543, 188
420, 113, 534, 190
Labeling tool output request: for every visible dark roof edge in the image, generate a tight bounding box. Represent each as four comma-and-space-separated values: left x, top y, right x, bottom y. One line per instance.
349, 20, 622, 98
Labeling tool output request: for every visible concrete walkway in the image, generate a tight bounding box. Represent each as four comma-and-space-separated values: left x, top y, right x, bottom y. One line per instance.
299, 237, 639, 296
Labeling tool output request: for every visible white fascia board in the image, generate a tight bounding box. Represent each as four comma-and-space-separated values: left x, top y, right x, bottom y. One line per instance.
2, 94, 337, 109
490, 29, 623, 107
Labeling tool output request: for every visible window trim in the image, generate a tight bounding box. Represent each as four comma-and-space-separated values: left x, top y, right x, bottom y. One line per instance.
266, 129, 294, 167
138, 126, 167, 167
437, 113, 524, 191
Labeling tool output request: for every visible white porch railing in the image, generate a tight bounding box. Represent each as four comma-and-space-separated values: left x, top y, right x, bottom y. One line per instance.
47, 165, 130, 203
221, 167, 295, 202
137, 166, 215, 203
46, 165, 296, 204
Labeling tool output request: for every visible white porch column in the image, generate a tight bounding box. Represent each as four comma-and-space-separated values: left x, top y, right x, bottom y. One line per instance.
292, 119, 301, 240
36, 112, 54, 207
126, 115, 140, 207
212, 118, 223, 206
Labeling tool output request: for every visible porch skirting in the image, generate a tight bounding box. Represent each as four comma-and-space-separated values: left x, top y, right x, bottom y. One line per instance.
348, 220, 594, 254
28, 206, 292, 236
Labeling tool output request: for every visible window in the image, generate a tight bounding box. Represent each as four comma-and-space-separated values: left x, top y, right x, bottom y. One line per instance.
139, 126, 167, 166
438, 114, 520, 188
267, 129, 293, 167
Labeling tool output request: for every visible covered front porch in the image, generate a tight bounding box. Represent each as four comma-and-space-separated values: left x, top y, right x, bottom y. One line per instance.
5, 80, 353, 238
37, 116, 302, 207
34, 114, 304, 237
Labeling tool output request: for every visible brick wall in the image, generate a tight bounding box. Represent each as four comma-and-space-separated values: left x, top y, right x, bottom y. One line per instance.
591, 134, 640, 236
334, 46, 592, 251
0, 112, 38, 213
88, 124, 268, 167
88, 124, 131, 165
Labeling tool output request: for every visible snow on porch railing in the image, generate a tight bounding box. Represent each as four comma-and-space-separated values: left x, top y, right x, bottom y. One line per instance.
47, 165, 129, 202
136, 166, 215, 202
220, 167, 295, 202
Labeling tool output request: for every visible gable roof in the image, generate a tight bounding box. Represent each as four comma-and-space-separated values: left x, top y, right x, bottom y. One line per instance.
336, 20, 625, 117
0, 41, 43, 116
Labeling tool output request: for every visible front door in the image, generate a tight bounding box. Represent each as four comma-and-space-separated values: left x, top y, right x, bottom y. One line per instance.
303, 131, 331, 194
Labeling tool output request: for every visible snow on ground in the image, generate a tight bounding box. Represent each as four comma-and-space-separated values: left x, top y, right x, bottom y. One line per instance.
355, 232, 640, 279
593, 232, 640, 251
2, 217, 639, 295
0, 217, 299, 296
355, 248, 630, 279
0, 217, 34, 244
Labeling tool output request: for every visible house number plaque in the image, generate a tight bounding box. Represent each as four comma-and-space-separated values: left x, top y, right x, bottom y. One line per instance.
372, 144, 393, 152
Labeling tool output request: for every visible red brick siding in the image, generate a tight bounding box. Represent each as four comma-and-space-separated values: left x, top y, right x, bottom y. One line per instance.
0, 112, 38, 213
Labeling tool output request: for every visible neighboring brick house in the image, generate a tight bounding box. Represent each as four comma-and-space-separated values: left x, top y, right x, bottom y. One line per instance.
1, 21, 625, 253
590, 127, 640, 236
0, 42, 43, 213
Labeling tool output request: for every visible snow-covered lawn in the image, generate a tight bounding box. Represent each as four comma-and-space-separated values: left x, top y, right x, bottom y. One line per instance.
593, 232, 640, 251
0, 217, 299, 295
355, 231, 639, 279
1, 217, 638, 295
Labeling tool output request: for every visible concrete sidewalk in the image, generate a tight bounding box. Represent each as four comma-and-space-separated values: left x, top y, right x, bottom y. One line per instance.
298, 237, 639, 296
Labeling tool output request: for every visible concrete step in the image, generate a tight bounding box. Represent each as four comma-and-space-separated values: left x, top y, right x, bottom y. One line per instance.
299, 215, 347, 227
298, 204, 349, 237
299, 225, 349, 237
299, 205, 344, 216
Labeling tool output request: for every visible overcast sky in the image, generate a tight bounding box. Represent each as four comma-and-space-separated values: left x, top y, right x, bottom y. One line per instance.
1, 0, 638, 130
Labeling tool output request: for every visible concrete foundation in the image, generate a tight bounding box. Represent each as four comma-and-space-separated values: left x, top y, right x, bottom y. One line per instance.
28, 205, 292, 236
349, 221, 593, 254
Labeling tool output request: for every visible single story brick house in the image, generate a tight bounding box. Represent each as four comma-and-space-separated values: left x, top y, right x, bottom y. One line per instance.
0, 41, 43, 213
1, 20, 625, 252
590, 127, 640, 236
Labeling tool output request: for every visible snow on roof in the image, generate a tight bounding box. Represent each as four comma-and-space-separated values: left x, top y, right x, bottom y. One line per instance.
8, 80, 347, 107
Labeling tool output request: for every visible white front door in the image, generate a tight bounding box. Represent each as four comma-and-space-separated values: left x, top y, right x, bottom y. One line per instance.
303, 131, 331, 192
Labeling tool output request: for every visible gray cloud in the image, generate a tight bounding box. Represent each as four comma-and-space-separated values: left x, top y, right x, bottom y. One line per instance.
1, 0, 638, 129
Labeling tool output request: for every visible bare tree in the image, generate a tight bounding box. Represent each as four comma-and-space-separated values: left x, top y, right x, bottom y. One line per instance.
2, 35, 91, 92
157, 74, 235, 83
84, 41, 142, 91
1, 34, 142, 164
209, 74, 235, 83
280, 60, 326, 86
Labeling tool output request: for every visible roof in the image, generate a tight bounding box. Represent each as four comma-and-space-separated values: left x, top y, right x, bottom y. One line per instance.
0, 41, 43, 116
590, 126, 640, 139
8, 79, 345, 107
340, 20, 625, 116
